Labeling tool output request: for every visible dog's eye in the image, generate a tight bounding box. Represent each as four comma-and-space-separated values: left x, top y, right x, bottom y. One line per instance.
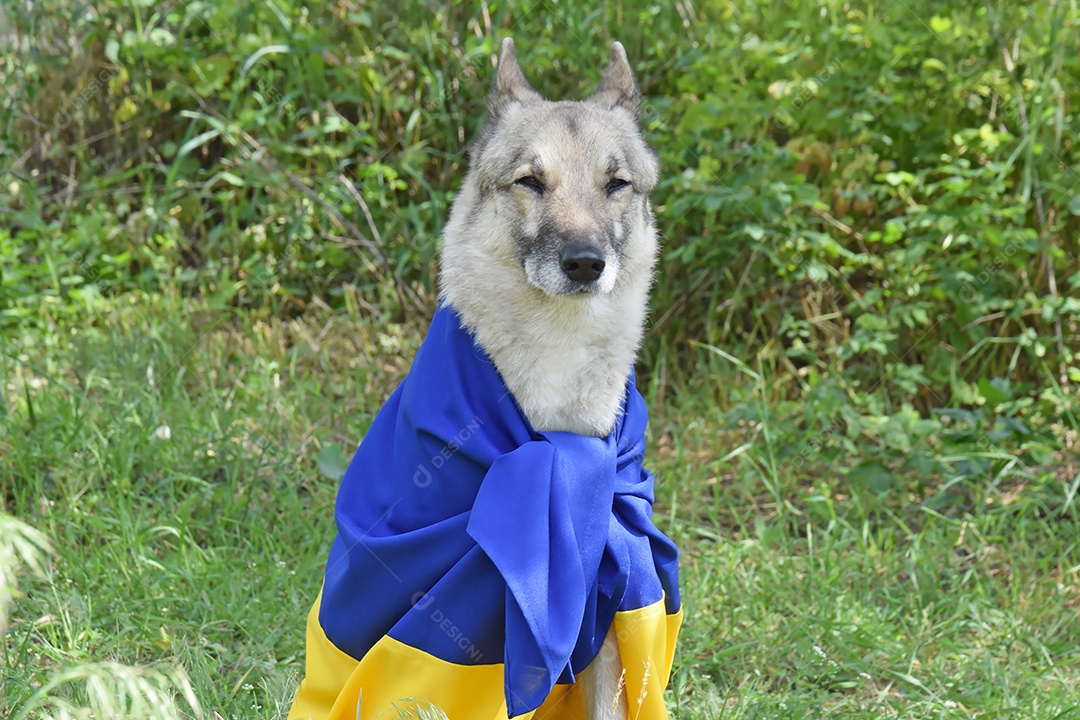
606, 178, 631, 195
514, 176, 545, 195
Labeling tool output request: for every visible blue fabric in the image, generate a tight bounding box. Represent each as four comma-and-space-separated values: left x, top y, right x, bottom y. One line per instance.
318, 304, 680, 717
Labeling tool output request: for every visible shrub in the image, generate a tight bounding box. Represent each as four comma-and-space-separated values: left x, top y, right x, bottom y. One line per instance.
1, 0, 1077, 501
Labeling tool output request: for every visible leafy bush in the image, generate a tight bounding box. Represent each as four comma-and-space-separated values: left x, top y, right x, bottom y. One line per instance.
1, 0, 1077, 502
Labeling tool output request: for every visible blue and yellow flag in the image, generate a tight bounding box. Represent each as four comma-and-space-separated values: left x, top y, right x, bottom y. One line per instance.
289, 305, 681, 720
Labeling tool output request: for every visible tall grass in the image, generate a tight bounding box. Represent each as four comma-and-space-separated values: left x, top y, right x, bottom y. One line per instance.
0, 514, 50, 634
1, 513, 202, 719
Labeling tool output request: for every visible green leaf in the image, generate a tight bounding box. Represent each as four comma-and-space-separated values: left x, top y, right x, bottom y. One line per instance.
114, 97, 139, 124
316, 444, 350, 482
929, 16, 952, 34
105, 38, 121, 64
792, 183, 820, 205
883, 171, 915, 187
856, 313, 889, 332
744, 225, 767, 241
146, 28, 175, 47
848, 461, 894, 494
806, 262, 829, 282
977, 377, 1011, 406
191, 55, 234, 95
693, 342, 761, 381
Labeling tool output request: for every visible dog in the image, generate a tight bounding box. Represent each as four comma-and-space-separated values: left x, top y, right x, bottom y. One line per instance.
440, 37, 661, 719
289, 39, 680, 720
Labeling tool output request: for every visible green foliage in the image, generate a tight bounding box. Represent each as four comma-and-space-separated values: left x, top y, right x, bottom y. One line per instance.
4, 1, 1076, 444
642, 2, 1078, 462
2, 0, 1080, 715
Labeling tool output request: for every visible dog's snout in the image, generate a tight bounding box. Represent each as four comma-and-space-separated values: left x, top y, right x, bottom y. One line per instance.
559, 243, 606, 283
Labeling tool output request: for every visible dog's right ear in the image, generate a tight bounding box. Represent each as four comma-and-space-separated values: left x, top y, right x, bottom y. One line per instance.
588, 41, 641, 120
488, 38, 543, 121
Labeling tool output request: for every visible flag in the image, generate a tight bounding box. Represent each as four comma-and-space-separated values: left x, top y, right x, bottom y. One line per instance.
289, 304, 681, 720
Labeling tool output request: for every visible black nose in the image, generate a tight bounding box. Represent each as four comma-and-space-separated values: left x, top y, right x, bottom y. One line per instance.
560, 243, 606, 283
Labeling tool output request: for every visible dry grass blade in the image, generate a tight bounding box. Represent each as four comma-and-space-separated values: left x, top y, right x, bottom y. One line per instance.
0, 513, 50, 634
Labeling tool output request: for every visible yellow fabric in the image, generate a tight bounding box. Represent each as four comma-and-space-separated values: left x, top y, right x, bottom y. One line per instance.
289, 590, 682, 720
612, 602, 683, 719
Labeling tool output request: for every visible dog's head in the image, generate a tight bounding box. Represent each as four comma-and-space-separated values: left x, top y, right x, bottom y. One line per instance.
448, 39, 659, 299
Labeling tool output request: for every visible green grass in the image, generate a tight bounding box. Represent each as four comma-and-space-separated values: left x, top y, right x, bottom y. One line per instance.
3, 0, 1080, 716
2, 295, 1078, 718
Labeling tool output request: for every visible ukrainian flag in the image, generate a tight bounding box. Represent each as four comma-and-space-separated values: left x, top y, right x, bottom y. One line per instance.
289, 305, 681, 720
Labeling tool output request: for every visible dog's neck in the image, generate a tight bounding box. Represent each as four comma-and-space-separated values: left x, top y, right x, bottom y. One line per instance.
440, 191, 657, 438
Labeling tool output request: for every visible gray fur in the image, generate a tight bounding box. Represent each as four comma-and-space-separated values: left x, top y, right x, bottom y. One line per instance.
489, 38, 544, 116
589, 41, 642, 119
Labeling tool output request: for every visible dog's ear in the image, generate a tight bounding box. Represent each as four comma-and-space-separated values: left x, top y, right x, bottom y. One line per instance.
588, 41, 641, 120
488, 38, 543, 120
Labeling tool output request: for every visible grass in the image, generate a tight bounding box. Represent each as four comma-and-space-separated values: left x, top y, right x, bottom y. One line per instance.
3, 0, 1079, 716
2, 293, 1079, 719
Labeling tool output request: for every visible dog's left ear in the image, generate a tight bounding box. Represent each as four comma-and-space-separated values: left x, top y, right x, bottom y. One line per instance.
588, 41, 641, 120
